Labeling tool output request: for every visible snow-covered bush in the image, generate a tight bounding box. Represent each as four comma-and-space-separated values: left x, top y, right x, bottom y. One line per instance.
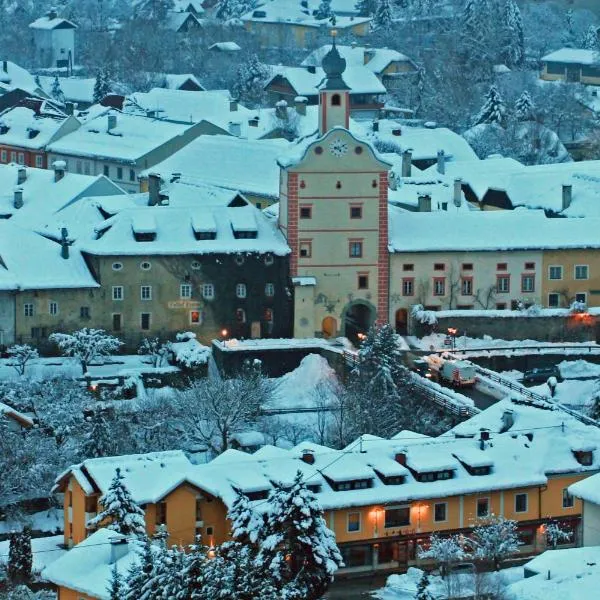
411, 304, 438, 325
6, 345, 39, 376
570, 300, 587, 313
138, 337, 170, 368
468, 516, 519, 570
418, 534, 465, 577
169, 332, 210, 369
545, 520, 572, 549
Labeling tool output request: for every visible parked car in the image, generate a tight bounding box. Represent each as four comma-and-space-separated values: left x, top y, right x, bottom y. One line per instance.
522, 366, 561, 385
439, 360, 477, 388
411, 359, 433, 379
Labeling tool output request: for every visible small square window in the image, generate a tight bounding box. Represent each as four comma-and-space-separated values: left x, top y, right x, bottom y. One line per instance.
140, 285, 152, 301
299, 206, 312, 219
549, 266, 563, 280
477, 498, 489, 518
350, 205, 362, 219
548, 293, 560, 307
524, 262, 535, 270
515, 493, 528, 513
190, 310, 201, 324
403, 264, 414, 272
434, 502, 447, 522
358, 274, 368, 289
462, 263, 473, 271
299, 241, 312, 258
575, 292, 587, 304
496, 302, 507, 310
24, 303, 34, 317
349, 241, 363, 258
434, 263, 445, 271
497, 263, 508, 271
575, 265, 589, 280
180, 284, 192, 299
112, 286, 124, 301
347, 512, 360, 532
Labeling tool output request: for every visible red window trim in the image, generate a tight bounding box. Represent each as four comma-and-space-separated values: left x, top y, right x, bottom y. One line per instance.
433, 276, 446, 296
402, 277, 415, 297
357, 273, 369, 289
460, 276, 473, 295
348, 240, 364, 258
521, 273, 535, 293
497, 263, 508, 271
299, 239, 312, 258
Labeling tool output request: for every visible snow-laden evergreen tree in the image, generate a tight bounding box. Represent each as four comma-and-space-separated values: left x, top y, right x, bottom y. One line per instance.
134, 0, 175, 20
107, 564, 123, 600
216, 0, 255, 21
259, 471, 343, 599
82, 411, 114, 458
468, 516, 519, 570
474, 85, 506, 126
50, 76, 65, 103
418, 534, 465, 578
357, 322, 404, 389
6, 344, 39, 376
87, 468, 146, 537
355, 0, 377, 17
314, 0, 333, 20
49, 328, 123, 374
229, 489, 264, 545
545, 520, 572, 549
374, 0, 394, 30
581, 25, 600, 51
416, 571, 434, 600
7, 528, 32, 585
92, 69, 112, 104
461, 0, 488, 56
502, 0, 524, 67
124, 537, 155, 600
514, 90, 535, 122
232, 54, 271, 108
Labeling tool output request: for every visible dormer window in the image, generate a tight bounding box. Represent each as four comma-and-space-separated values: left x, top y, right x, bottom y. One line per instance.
0, 124, 8, 134
376, 473, 405, 485
326, 477, 372, 492
416, 470, 453, 483
243, 490, 269, 501
573, 450, 593, 466
27, 129, 40, 139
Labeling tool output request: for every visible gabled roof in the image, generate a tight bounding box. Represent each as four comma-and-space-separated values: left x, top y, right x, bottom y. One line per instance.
542, 48, 600, 65
0, 106, 74, 150
166, 10, 203, 31
0, 61, 40, 94
242, 0, 371, 24
29, 15, 77, 30
569, 471, 600, 504
38, 76, 96, 105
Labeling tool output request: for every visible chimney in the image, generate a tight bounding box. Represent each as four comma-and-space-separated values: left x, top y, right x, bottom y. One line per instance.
2, 61, 7, 73
364, 48, 376, 65
229, 99, 238, 112
228, 121, 241, 137
562, 183, 572, 210
418, 193, 432, 212
52, 160, 66, 182
501, 409, 514, 432
47, 8, 58, 20
394, 451, 407, 466
17, 166, 26, 185
401, 149, 412, 177
13, 186, 23, 209
60, 227, 69, 259
453, 177, 462, 207
148, 173, 161, 206
109, 537, 128, 564
107, 114, 117, 131
372, 119, 379, 132
65, 102, 74, 115
275, 100, 288, 120
437, 149, 446, 174
301, 449, 315, 464
294, 96, 307, 116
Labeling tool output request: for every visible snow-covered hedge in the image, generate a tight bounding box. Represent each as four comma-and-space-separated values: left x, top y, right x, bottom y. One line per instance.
169, 332, 210, 369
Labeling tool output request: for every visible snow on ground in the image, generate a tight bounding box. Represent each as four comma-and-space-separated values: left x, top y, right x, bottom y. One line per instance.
409, 333, 598, 355
529, 377, 597, 411
0, 535, 65, 577
373, 566, 523, 599
558, 359, 600, 378
0, 509, 62, 535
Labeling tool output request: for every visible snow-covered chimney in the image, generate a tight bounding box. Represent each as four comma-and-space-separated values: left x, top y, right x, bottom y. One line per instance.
17, 166, 26, 185
109, 537, 128, 564
13, 186, 23, 209
148, 173, 161, 206
2, 61, 7, 73
437, 149, 446, 174
401, 149, 412, 177
65, 102, 75, 115
294, 96, 307, 116
229, 99, 238, 112
394, 451, 407, 466
275, 100, 288, 120
479, 429, 490, 450
418, 193, 432, 212
301, 449, 315, 464
107, 114, 117, 132
501, 409, 514, 432
364, 48, 376, 65
562, 183, 572, 210
52, 160, 66, 182
372, 119, 379, 132
47, 8, 58, 20
453, 177, 462, 207
228, 121, 241, 137
60, 227, 70, 259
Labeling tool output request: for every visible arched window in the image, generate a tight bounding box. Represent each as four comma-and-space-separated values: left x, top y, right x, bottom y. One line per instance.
331, 94, 341, 106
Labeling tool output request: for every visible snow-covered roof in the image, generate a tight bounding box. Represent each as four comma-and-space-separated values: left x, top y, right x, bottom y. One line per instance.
0, 61, 40, 94
42, 529, 142, 600
388, 207, 600, 252
388, 174, 470, 212
302, 44, 416, 74
0, 163, 125, 224
353, 120, 479, 162
38, 76, 96, 105
0, 401, 34, 427
209, 41, 241, 52
542, 48, 600, 65
142, 135, 292, 200
166, 10, 203, 31
29, 15, 77, 30
164, 73, 205, 90
569, 472, 600, 504
79, 204, 290, 256
0, 221, 99, 291
507, 547, 600, 600
268, 64, 385, 96
0, 106, 73, 150
47, 109, 201, 163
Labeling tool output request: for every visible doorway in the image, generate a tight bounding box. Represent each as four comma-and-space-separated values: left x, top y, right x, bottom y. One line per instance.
343, 300, 375, 345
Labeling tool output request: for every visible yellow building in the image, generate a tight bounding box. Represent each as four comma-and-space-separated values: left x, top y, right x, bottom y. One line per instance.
541, 48, 600, 85
278, 40, 391, 342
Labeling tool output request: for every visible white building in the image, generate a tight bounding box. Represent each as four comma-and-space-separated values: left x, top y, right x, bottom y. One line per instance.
569, 471, 600, 546
29, 9, 77, 71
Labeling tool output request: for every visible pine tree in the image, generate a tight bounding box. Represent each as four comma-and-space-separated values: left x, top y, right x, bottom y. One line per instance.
374, 0, 393, 30
124, 537, 155, 600
474, 85, 506, 126
355, 0, 377, 17
416, 571, 434, 600
315, 0, 333, 20
7, 528, 32, 585
461, 0, 487, 56
82, 411, 114, 458
581, 25, 600, 51
232, 54, 271, 108
217, 0, 255, 21
502, 0, 524, 67
50, 76, 65, 103
514, 90, 535, 122
93, 69, 110, 104
258, 472, 343, 599
228, 490, 264, 545
107, 564, 123, 600
87, 468, 146, 537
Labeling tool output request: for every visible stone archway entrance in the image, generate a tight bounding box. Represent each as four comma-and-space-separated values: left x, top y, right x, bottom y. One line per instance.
321, 316, 337, 339
342, 300, 376, 345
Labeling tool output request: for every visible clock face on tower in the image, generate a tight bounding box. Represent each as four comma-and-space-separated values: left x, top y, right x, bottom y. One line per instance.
328, 138, 349, 157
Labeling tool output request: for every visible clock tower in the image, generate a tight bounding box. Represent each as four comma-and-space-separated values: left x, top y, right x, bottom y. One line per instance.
278, 39, 391, 343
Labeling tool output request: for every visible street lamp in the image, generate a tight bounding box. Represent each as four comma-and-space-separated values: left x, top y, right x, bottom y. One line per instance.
447, 327, 457, 350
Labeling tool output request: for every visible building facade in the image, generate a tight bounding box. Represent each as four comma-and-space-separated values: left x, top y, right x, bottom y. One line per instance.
29, 9, 77, 71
